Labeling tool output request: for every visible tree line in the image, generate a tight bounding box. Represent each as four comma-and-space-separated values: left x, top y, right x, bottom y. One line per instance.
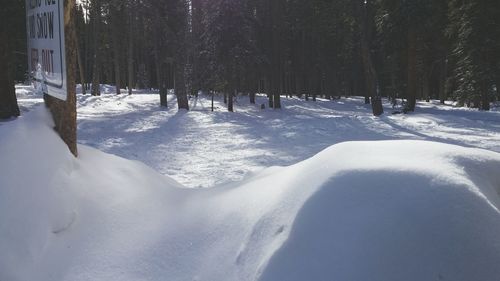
1, 0, 500, 119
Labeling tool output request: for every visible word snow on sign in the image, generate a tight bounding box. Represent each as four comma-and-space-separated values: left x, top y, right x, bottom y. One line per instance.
26, 0, 67, 100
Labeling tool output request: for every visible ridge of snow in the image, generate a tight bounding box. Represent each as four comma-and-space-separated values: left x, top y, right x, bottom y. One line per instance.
1, 106, 500, 281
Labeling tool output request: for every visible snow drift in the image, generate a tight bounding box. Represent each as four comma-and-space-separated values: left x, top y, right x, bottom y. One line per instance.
1, 107, 500, 281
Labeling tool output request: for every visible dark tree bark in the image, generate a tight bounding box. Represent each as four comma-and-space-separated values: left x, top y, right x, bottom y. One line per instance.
273, 92, 281, 108
91, 0, 101, 96
152, 7, 167, 107
422, 73, 430, 102
228, 89, 234, 112
406, 26, 417, 112
175, 63, 189, 110
155, 60, 168, 107
496, 79, 500, 101
249, 92, 256, 104
158, 62, 168, 107
480, 82, 490, 111
211, 91, 214, 111
110, 6, 122, 95
439, 59, 447, 104
0, 37, 20, 119
76, 37, 86, 95
44, 0, 78, 157
154, 46, 163, 105
358, 0, 383, 116
82, 1, 90, 92
127, 3, 134, 95
74, 8, 86, 96
263, 0, 284, 109
0, 26, 20, 119
0, 0, 25, 119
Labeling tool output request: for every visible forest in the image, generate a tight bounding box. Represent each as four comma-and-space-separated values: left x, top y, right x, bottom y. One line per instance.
1, 0, 500, 118
2, 1, 500, 280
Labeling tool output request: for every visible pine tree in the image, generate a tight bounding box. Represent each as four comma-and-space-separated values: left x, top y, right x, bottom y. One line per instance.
448, 0, 500, 110
201, 0, 256, 111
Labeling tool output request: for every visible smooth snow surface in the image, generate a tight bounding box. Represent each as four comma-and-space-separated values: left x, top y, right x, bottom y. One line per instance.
2, 103, 500, 281
78, 91, 500, 188
13, 85, 500, 188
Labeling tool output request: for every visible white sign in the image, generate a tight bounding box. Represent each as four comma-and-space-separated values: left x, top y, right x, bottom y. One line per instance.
26, 0, 67, 100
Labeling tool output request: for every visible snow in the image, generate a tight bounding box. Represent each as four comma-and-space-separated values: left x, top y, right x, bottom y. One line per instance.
13, 86, 500, 188
2, 86, 500, 280
74, 89, 500, 188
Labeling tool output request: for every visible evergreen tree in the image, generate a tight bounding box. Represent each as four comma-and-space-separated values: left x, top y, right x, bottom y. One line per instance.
448, 0, 500, 110
201, 0, 256, 111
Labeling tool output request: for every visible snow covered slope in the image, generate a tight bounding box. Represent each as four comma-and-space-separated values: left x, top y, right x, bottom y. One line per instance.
1, 107, 500, 281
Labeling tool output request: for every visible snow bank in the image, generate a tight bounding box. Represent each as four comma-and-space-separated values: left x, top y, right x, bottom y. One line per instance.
1, 107, 500, 281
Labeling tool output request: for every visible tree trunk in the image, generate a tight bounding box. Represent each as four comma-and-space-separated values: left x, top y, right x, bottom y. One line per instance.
273, 92, 281, 109
44, 0, 78, 156
211, 92, 214, 112
110, 7, 121, 95
127, 5, 134, 95
273, 73, 281, 108
406, 26, 417, 112
423, 73, 430, 102
481, 82, 490, 111
269, 0, 283, 109
358, 0, 382, 115
496, 79, 500, 102
84, 6, 90, 92
155, 35, 167, 107
175, 63, 189, 110
0, 28, 20, 119
264, 79, 273, 107
158, 62, 167, 107
91, 0, 101, 96
249, 92, 256, 104
228, 89, 234, 112
159, 90, 168, 107
495, 79, 500, 102
127, 51, 133, 95
75, 24, 86, 95
295, 72, 302, 98
439, 61, 446, 104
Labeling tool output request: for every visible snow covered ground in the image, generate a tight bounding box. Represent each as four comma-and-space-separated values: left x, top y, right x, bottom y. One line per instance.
13, 85, 500, 188
1, 97, 500, 281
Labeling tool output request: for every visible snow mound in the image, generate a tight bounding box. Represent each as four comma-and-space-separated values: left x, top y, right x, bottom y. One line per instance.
1, 107, 500, 281
260, 150, 500, 281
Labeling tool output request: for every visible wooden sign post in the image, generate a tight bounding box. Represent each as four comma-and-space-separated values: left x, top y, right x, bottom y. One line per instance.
26, 0, 77, 156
